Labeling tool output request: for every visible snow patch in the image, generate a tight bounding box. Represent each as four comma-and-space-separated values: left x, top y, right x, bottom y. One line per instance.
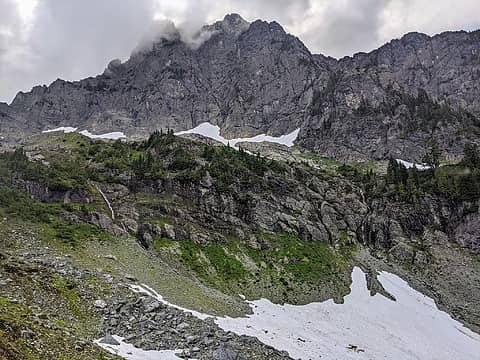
95, 335, 183, 359
129, 284, 211, 320
42, 126, 78, 133
79, 130, 126, 140
42, 126, 126, 140
396, 159, 431, 170
175, 122, 300, 148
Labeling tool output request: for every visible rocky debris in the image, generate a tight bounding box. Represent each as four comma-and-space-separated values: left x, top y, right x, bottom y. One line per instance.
99, 334, 120, 346
88, 212, 125, 236
94, 300, 107, 309
347, 344, 365, 353
162, 224, 176, 239
212, 344, 241, 360
389, 243, 417, 264
99, 295, 291, 359
124, 274, 138, 282
0, 245, 119, 359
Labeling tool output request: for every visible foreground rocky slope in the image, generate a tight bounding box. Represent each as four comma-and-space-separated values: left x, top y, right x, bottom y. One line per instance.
0, 223, 290, 359
1, 15, 480, 161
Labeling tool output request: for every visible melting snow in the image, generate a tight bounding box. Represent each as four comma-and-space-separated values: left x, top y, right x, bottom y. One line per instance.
42, 126, 78, 133
396, 159, 431, 171
126, 267, 480, 360
129, 284, 211, 320
175, 122, 300, 148
95, 335, 183, 359
41, 126, 126, 140
216, 267, 480, 360
78, 130, 126, 140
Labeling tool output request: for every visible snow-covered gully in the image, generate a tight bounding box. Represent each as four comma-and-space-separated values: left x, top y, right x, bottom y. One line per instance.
101, 267, 480, 360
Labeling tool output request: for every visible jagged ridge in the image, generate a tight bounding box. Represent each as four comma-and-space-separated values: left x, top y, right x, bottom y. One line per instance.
1, 14, 480, 161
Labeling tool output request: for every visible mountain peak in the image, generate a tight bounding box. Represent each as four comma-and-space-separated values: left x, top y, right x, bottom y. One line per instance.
208, 13, 250, 36
400, 32, 430, 44
222, 13, 247, 24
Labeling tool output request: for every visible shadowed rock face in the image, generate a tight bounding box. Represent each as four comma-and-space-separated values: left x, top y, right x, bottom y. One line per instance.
3, 14, 480, 161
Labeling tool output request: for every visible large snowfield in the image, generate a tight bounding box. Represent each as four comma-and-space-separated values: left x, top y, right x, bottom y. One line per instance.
100, 267, 480, 360
217, 267, 480, 360
175, 122, 300, 148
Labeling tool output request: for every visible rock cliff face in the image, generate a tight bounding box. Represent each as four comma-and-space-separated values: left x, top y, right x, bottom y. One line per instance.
301, 31, 480, 161
2, 14, 480, 161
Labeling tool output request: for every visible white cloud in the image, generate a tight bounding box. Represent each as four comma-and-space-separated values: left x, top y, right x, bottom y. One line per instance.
16, 0, 38, 24
379, 0, 480, 44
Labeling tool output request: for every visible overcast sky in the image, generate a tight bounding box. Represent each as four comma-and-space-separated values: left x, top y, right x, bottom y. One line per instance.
1, 0, 479, 103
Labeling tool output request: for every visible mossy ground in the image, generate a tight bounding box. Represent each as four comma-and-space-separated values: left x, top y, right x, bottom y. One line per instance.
295, 147, 388, 175
155, 232, 356, 304
0, 297, 116, 360
55, 232, 250, 317
0, 183, 112, 248
0, 235, 118, 359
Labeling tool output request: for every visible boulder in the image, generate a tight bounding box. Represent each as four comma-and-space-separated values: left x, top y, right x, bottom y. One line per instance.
99, 334, 120, 346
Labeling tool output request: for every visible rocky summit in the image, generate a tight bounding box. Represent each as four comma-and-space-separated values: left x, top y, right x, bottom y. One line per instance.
1, 14, 480, 161
1, 12, 480, 360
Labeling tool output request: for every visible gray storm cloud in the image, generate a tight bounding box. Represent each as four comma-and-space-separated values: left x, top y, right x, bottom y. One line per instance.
1, 0, 158, 102
0, 0, 479, 102
301, 0, 392, 58
0, 0, 27, 97
0, 0, 20, 55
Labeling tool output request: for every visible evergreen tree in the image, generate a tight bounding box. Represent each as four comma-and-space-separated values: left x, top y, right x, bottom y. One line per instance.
406, 170, 419, 203
386, 158, 398, 184
458, 173, 480, 200
463, 143, 480, 168
422, 140, 441, 168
